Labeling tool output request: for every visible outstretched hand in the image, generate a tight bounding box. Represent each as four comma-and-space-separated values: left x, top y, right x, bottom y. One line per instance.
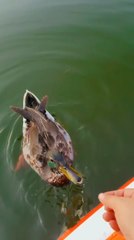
98, 188, 134, 240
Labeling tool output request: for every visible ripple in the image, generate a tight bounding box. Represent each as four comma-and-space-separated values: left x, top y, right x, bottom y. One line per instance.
5, 114, 21, 170
0, 0, 133, 238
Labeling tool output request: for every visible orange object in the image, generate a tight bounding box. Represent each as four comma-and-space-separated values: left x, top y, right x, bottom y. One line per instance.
107, 232, 125, 240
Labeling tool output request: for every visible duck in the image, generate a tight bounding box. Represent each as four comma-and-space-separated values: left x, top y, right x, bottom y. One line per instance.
11, 90, 83, 187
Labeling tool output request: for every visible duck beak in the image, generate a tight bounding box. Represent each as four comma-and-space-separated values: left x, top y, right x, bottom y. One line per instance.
59, 165, 83, 185
52, 152, 83, 185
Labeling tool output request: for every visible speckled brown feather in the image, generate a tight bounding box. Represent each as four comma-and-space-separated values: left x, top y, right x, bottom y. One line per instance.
11, 91, 82, 186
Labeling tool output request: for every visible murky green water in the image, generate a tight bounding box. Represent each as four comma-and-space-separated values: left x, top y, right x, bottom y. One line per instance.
0, 0, 134, 239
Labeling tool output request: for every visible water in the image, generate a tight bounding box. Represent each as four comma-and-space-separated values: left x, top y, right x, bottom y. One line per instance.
0, 0, 134, 239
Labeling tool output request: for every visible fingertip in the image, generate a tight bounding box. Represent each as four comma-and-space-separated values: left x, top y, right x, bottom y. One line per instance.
109, 220, 120, 232
103, 211, 115, 222
103, 212, 109, 222
98, 193, 105, 202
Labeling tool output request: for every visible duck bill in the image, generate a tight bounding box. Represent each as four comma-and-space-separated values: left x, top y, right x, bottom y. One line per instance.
59, 165, 83, 185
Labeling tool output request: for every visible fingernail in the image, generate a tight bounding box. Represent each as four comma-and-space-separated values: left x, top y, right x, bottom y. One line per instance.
98, 193, 105, 202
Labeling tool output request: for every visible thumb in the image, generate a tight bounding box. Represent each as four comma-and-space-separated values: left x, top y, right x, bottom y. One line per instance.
98, 193, 121, 210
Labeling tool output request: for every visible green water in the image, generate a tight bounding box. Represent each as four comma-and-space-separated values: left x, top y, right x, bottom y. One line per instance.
0, 0, 134, 239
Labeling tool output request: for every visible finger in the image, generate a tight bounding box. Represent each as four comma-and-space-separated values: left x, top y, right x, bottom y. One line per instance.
104, 205, 115, 211
103, 211, 115, 222
104, 205, 114, 212
98, 193, 122, 210
105, 190, 124, 197
123, 188, 134, 198
109, 220, 120, 232
104, 189, 134, 198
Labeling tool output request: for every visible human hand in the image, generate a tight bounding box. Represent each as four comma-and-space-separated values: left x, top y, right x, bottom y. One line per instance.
98, 188, 134, 240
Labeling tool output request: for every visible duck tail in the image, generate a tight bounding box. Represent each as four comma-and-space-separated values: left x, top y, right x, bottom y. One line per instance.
11, 106, 33, 122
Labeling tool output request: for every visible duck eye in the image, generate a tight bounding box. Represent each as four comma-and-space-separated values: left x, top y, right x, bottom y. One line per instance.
47, 160, 58, 169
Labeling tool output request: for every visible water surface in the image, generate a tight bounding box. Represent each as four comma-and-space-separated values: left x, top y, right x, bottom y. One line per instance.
0, 0, 134, 239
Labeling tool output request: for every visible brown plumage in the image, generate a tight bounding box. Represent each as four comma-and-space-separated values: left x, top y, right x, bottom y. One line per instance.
11, 90, 83, 186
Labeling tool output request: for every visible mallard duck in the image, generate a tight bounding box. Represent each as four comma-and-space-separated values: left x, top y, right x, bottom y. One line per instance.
11, 90, 83, 187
